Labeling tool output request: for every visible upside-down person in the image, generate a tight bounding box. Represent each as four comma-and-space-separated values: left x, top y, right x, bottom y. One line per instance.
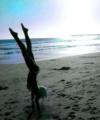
9, 24, 40, 114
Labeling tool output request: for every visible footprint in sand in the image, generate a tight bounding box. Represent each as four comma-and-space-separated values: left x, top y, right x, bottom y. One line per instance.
72, 104, 80, 111
4, 111, 12, 116
57, 93, 66, 97
58, 79, 65, 82
0, 112, 3, 117
84, 62, 94, 64
96, 74, 100, 78
70, 96, 83, 101
81, 106, 91, 112
67, 111, 76, 120
65, 81, 73, 88
64, 106, 71, 110
87, 97, 96, 104
0, 86, 8, 90
88, 116, 100, 120
89, 107, 100, 115
52, 114, 60, 119
23, 105, 31, 114
5, 100, 18, 105
77, 117, 85, 120
4, 117, 13, 120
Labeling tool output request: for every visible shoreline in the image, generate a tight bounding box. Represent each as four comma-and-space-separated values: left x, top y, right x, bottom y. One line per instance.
0, 52, 100, 119
1, 51, 100, 65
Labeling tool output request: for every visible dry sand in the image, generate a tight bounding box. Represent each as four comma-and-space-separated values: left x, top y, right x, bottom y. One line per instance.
0, 53, 100, 120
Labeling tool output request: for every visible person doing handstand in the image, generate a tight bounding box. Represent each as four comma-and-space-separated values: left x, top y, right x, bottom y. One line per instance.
9, 24, 40, 114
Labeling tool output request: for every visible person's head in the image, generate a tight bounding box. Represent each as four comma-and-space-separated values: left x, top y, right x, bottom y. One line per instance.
38, 86, 47, 99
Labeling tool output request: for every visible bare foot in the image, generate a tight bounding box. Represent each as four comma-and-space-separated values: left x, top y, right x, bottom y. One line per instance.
21, 23, 28, 33
9, 28, 18, 38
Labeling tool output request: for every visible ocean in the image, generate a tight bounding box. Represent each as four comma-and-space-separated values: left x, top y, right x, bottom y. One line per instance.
0, 35, 100, 64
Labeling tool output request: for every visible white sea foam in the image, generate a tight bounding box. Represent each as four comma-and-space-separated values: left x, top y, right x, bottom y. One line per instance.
0, 36, 100, 64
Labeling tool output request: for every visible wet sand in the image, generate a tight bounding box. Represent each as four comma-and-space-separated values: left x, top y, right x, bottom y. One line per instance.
0, 53, 100, 120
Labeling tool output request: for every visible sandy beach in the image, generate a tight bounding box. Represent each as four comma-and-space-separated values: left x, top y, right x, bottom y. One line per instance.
0, 52, 100, 120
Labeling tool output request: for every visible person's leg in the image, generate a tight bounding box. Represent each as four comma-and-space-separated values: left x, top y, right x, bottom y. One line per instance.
21, 23, 35, 60
9, 28, 34, 69
9, 28, 26, 52
21, 24, 40, 72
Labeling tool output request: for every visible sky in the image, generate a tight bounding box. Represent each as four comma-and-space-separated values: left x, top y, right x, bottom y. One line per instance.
0, 0, 100, 39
